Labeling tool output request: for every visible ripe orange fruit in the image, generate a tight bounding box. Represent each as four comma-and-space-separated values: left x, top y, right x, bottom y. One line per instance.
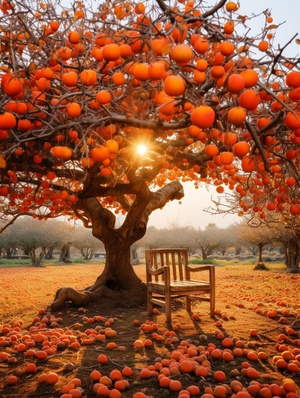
90, 145, 110, 162
148, 62, 166, 80
58, 46, 72, 60
110, 369, 122, 381
68, 129, 78, 139
286, 71, 300, 88
62, 72, 78, 86
196, 59, 208, 71
214, 385, 227, 398
225, 1, 238, 12
45, 372, 59, 384
227, 73, 245, 93
122, 366, 133, 377
50, 21, 59, 31
51, 146, 73, 160
169, 379, 182, 392
284, 111, 300, 130
193, 70, 206, 83
102, 43, 121, 61
4, 77, 23, 97
135, 2, 145, 14
25, 363, 37, 373
90, 370, 102, 381
241, 157, 256, 172
233, 141, 250, 158
238, 89, 260, 110
132, 63, 149, 81
6, 375, 18, 385
289, 87, 300, 101
285, 177, 296, 187
66, 102, 81, 117
224, 20, 235, 35
220, 151, 234, 165
68, 31, 80, 44
191, 105, 215, 129
214, 370, 226, 382
80, 69, 97, 86
164, 75, 186, 96
240, 69, 258, 88
205, 144, 219, 158
158, 95, 177, 116
210, 65, 225, 79
0, 112, 17, 129
219, 41, 235, 56
96, 90, 111, 104
194, 37, 209, 54
171, 43, 193, 65
112, 71, 125, 86
227, 107, 246, 125
106, 139, 119, 153
258, 40, 269, 52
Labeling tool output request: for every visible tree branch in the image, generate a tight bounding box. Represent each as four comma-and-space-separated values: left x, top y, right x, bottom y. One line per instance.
245, 121, 270, 172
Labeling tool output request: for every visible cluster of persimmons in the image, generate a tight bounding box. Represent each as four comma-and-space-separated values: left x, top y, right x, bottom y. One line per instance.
0, 0, 299, 223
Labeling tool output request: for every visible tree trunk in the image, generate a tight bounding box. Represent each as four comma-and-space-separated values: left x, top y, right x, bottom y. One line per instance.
45, 248, 54, 260
51, 181, 184, 311
254, 243, 268, 270
79, 247, 96, 260
6, 248, 13, 259
235, 247, 242, 255
51, 237, 147, 310
131, 247, 139, 265
30, 247, 46, 267
60, 243, 72, 263
286, 240, 300, 273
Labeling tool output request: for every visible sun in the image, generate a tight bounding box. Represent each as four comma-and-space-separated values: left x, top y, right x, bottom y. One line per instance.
136, 144, 147, 156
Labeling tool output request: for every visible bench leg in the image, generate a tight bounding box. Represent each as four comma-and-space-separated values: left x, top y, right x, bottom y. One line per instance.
165, 294, 171, 324
186, 296, 192, 313
147, 291, 153, 316
210, 291, 215, 317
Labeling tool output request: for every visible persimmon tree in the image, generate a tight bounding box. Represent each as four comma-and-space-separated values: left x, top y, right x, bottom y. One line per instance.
0, 0, 299, 308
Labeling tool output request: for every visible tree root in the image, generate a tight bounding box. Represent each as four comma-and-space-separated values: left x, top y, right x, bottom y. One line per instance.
254, 262, 269, 271
51, 287, 94, 311
51, 283, 147, 311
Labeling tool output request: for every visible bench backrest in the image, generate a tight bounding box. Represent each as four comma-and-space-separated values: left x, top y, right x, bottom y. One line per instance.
145, 248, 189, 282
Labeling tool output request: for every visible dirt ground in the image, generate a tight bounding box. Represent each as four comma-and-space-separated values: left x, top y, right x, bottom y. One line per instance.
0, 264, 299, 398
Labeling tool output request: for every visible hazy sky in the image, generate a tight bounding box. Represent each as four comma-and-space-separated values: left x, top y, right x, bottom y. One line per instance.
148, 1, 299, 230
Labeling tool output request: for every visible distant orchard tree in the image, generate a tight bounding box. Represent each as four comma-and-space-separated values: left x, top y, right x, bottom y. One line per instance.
0, 218, 70, 266
73, 225, 104, 260
238, 221, 276, 270
190, 224, 224, 260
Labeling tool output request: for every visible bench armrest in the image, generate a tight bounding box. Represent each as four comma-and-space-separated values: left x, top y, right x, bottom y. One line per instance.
146, 264, 170, 284
186, 264, 214, 272
146, 265, 169, 276
186, 264, 215, 283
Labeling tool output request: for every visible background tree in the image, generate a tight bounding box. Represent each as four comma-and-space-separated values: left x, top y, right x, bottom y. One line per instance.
267, 217, 300, 272
189, 224, 222, 260
73, 224, 104, 260
238, 221, 276, 270
0, 0, 299, 308
0, 218, 66, 266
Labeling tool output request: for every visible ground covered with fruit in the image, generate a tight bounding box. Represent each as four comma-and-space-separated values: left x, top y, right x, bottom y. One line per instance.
0, 263, 299, 398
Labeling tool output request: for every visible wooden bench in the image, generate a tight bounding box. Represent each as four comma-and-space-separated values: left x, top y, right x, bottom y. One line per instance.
145, 248, 215, 323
